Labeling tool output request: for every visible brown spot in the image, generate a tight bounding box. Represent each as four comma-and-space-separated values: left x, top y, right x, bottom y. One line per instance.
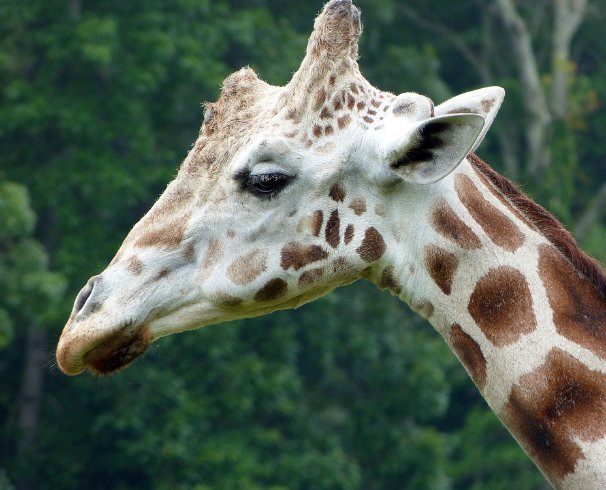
333, 97, 343, 111
313, 125, 323, 138
375, 204, 386, 217
155, 268, 170, 280
227, 249, 268, 285
503, 349, 606, 481
286, 107, 300, 121
344, 224, 354, 245
412, 301, 434, 319
371, 99, 381, 108
297, 211, 323, 237
329, 183, 346, 202
470, 161, 535, 230
134, 220, 187, 250
127, 256, 144, 275
212, 292, 243, 308
357, 102, 366, 111
313, 88, 326, 111
347, 94, 355, 110
450, 324, 487, 390
424, 245, 458, 295
468, 266, 536, 347
367, 109, 377, 116
329, 75, 336, 86
363, 116, 374, 124
350, 83, 359, 94
320, 107, 332, 119
331, 257, 356, 280
299, 268, 324, 287
325, 210, 340, 248
349, 198, 366, 215
144, 189, 193, 223
539, 244, 606, 359
337, 114, 352, 129
455, 174, 524, 252
254, 278, 288, 302
357, 228, 386, 263
281, 243, 329, 271
183, 242, 196, 262
380, 266, 401, 295
89, 302, 102, 315
431, 199, 482, 250
481, 98, 496, 112
324, 125, 334, 136
204, 240, 221, 268
447, 107, 474, 114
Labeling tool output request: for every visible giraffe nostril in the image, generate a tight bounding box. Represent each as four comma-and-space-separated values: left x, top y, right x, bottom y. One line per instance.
74, 278, 97, 315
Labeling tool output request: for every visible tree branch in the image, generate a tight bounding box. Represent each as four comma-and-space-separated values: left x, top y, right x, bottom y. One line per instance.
575, 179, 606, 241
551, 0, 588, 119
493, 0, 552, 178
398, 5, 492, 83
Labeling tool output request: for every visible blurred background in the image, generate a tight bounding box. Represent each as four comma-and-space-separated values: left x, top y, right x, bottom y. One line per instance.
1, 0, 605, 488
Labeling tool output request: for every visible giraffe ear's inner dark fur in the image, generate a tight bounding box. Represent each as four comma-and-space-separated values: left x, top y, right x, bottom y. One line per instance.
389, 114, 485, 185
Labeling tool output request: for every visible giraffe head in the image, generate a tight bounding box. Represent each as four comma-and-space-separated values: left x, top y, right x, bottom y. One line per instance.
56, 0, 504, 375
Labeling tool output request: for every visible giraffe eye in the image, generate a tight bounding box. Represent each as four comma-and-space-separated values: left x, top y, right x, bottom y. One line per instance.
245, 173, 293, 199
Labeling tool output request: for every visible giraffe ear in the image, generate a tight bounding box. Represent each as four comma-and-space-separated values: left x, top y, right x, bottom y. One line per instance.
388, 114, 485, 185
434, 86, 505, 152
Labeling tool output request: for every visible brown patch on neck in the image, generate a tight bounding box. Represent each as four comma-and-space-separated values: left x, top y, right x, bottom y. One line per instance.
502, 348, 606, 482
431, 198, 482, 250
424, 245, 458, 295
468, 266, 536, 347
227, 249, 268, 285
469, 154, 606, 300
356, 227, 386, 263
450, 324, 487, 390
455, 173, 524, 252
539, 244, 606, 360
281, 243, 329, 271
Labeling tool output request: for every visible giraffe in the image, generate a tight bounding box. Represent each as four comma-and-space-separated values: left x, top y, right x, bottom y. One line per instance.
56, 1, 606, 487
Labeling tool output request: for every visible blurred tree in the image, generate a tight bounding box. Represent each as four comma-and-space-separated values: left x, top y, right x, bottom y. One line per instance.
0, 180, 64, 490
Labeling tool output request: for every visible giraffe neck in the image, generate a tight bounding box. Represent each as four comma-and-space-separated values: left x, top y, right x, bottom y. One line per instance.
381, 157, 606, 489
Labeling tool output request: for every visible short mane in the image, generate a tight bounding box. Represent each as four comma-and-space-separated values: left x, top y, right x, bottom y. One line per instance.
468, 153, 606, 300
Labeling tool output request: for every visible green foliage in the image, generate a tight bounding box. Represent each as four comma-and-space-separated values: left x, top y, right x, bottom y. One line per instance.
0, 181, 65, 347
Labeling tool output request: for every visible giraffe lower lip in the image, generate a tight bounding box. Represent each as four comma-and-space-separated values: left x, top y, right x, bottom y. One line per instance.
83, 325, 152, 375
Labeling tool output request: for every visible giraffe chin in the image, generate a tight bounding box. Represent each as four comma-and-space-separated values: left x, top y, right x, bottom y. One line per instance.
82, 325, 153, 376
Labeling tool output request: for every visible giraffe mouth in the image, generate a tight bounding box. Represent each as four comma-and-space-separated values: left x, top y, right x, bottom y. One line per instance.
57, 322, 152, 376
83, 324, 152, 375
